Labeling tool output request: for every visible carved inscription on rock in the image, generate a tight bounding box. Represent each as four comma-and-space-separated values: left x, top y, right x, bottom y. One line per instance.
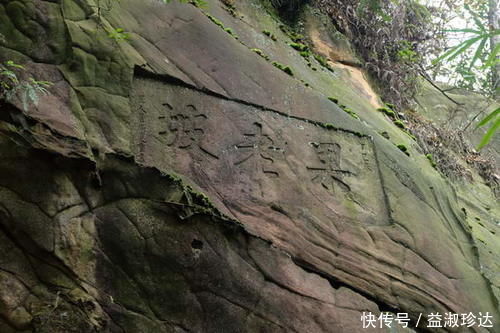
234, 122, 285, 177
132, 77, 389, 225
306, 142, 353, 194
157, 101, 218, 159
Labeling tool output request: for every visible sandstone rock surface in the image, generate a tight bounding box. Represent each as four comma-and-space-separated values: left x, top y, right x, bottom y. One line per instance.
0, 0, 498, 332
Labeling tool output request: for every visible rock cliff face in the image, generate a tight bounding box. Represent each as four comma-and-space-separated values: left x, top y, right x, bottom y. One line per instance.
0, 0, 498, 332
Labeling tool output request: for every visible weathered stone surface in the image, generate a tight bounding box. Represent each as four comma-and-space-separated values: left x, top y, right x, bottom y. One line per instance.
0, 0, 498, 331
0, 139, 400, 332
131, 75, 388, 227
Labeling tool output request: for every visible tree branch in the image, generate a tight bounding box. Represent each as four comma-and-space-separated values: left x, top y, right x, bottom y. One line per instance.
418, 67, 465, 106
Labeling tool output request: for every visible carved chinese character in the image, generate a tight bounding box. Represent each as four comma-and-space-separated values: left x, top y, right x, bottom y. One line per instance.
234, 122, 284, 177
307, 142, 353, 193
158, 103, 207, 147
158, 102, 217, 159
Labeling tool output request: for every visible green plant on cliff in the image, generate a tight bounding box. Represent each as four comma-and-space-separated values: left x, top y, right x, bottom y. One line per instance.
300, 0, 439, 109
204, 13, 240, 39
475, 107, 499, 149
430, 2, 500, 149
0, 61, 52, 111
377, 106, 396, 118
251, 48, 270, 60
397, 144, 410, 156
393, 119, 406, 130
426, 153, 437, 168
272, 61, 294, 75
289, 42, 308, 52
430, 2, 499, 94
311, 53, 332, 71
263, 29, 278, 40
94, 0, 206, 44
343, 108, 360, 119
108, 28, 131, 42
158, 0, 207, 7
397, 40, 420, 64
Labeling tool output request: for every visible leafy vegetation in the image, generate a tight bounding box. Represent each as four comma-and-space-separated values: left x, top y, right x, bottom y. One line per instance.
397, 144, 410, 156
220, 0, 238, 16
251, 48, 270, 60
206, 13, 225, 29
159, 0, 207, 7
377, 106, 396, 118
429, 1, 499, 149
288, 0, 499, 149
310, 0, 438, 109
312, 54, 333, 72
272, 61, 294, 75
0, 61, 52, 111
289, 42, 308, 52
108, 28, 131, 42
426, 153, 437, 168
380, 131, 390, 139
96, 0, 206, 44
430, 3, 498, 93
406, 111, 497, 192
343, 108, 360, 120
393, 119, 406, 130
262, 29, 278, 41
475, 107, 499, 149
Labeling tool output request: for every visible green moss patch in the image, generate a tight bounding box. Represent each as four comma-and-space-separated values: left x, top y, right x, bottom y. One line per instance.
397, 144, 410, 156
299, 51, 310, 58
272, 61, 293, 76
393, 119, 406, 129
205, 13, 238, 38
313, 54, 334, 72
329, 98, 360, 120
343, 107, 360, 120
251, 48, 270, 61
289, 42, 308, 52
377, 106, 396, 118
206, 13, 225, 28
426, 153, 437, 168
380, 131, 390, 139
262, 29, 277, 41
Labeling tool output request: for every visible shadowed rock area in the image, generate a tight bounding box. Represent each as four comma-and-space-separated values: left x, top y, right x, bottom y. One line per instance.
0, 0, 498, 332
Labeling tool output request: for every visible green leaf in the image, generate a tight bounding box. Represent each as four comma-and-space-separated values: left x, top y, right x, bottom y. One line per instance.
448, 36, 484, 62
432, 45, 461, 65
29, 78, 53, 87
469, 38, 486, 70
432, 35, 484, 64
444, 28, 482, 34
465, 4, 486, 31
482, 43, 500, 68
476, 107, 500, 128
477, 117, 500, 150
5, 60, 24, 69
